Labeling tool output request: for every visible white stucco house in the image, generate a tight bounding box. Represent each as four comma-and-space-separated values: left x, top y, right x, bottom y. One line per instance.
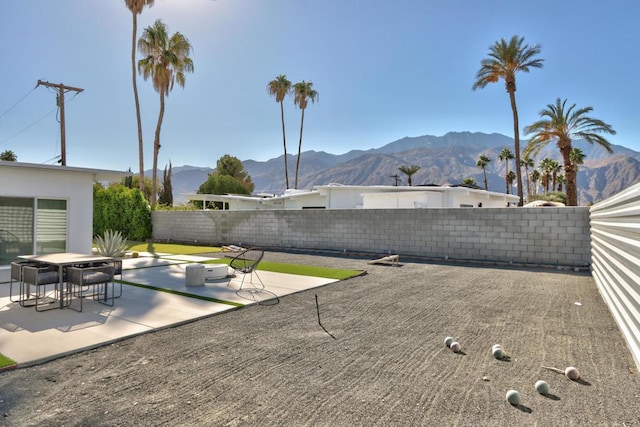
186, 183, 519, 211
0, 161, 127, 270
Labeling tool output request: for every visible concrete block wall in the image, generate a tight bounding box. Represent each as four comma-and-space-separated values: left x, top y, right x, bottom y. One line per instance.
152, 207, 591, 267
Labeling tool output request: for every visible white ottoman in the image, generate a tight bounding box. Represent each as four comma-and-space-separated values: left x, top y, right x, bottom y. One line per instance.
205, 264, 228, 280
185, 264, 205, 287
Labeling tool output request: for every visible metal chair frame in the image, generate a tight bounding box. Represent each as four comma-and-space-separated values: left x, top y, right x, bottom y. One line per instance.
229, 247, 265, 291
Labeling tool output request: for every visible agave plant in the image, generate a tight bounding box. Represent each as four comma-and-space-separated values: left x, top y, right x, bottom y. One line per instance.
95, 229, 128, 257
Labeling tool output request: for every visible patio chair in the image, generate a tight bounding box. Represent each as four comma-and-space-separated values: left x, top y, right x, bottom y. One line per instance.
9, 261, 34, 303
21, 265, 63, 311
229, 247, 265, 291
67, 263, 115, 311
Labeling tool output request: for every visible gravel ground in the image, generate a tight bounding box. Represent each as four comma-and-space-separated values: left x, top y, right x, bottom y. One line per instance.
1, 251, 639, 426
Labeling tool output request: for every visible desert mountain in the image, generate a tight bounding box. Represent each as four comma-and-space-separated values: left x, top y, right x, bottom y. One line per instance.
166, 131, 640, 206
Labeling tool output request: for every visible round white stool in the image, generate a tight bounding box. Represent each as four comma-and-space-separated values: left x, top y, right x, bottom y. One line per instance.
205, 264, 228, 280
185, 264, 205, 287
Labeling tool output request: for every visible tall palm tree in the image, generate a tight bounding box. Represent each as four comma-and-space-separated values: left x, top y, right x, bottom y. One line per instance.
530, 169, 540, 197
476, 154, 491, 190
550, 160, 562, 191
498, 148, 514, 194
267, 74, 292, 189
398, 165, 421, 186
125, 0, 155, 194
138, 19, 194, 207
506, 170, 516, 195
538, 157, 555, 193
473, 35, 544, 206
524, 98, 615, 206
292, 80, 318, 189
520, 155, 534, 201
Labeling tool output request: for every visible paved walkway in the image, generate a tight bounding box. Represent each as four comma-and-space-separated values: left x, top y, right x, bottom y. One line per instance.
0, 253, 338, 367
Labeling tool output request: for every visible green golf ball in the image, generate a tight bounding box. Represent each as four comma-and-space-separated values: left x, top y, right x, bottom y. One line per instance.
492, 347, 505, 359
506, 389, 521, 405
444, 336, 454, 347
535, 380, 550, 394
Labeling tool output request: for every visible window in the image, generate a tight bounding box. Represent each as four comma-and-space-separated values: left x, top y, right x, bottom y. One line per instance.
0, 197, 34, 265
0, 197, 67, 265
37, 199, 68, 254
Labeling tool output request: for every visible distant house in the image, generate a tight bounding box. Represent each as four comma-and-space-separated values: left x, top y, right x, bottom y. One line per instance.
0, 161, 127, 268
186, 184, 519, 211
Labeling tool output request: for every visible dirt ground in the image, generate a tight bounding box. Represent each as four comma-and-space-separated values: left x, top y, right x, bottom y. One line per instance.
1, 251, 639, 426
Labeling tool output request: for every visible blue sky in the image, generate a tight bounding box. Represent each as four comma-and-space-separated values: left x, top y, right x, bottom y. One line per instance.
1, 0, 638, 172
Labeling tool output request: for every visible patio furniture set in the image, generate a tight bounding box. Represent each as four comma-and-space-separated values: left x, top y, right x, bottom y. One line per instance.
8, 252, 122, 312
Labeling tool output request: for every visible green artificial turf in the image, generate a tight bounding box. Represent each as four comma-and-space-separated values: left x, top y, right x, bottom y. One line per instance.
0, 353, 17, 370
125, 242, 363, 280
126, 241, 223, 255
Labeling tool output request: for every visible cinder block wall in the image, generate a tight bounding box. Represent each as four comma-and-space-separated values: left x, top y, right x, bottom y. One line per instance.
152, 207, 591, 267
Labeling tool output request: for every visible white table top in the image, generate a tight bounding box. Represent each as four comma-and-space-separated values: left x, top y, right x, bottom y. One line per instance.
19, 252, 114, 266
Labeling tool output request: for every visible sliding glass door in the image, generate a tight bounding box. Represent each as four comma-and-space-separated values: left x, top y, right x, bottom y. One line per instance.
0, 197, 67, 265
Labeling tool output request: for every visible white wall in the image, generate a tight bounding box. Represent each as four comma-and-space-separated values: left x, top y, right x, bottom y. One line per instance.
0, 166, 94, 255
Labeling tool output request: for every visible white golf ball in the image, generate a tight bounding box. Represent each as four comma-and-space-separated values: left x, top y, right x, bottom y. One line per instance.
535, 380, 550, 394
492, 344, 502, 350
506, 389, 521, 405
492, 347, 505, 359
565, 366, 580, 380
444, 336, 454, 347
450, 341, 461, 352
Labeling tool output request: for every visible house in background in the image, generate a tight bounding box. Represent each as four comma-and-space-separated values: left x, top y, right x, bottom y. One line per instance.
0, 161, 127, 270
186, 183, 519, 210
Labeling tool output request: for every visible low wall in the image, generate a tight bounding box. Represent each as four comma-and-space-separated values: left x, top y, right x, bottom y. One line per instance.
590, 182, 640, 370
152, 207, 591, 267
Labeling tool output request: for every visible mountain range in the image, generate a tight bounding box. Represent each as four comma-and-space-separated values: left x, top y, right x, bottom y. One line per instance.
165, 131, 640, 206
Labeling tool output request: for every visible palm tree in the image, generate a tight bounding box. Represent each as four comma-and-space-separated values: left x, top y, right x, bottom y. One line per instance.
476, 154, 491, 190
550, 160, 562, 191
524, 98, 615, 206
506, 170, 516, 195
462, 177, 477, 187
473, 35, 544, 206
520, 155, 535, 201
498, 148, 514, 194
556, 174, 566, 192
292, 81, 318, 189
538, 157, 555, 193
530, 169, 540, 197
125, 0, 155, 194
267, 74, 292, 189
570, 147, 586, 168
398, 165, 421, 186
138, 19, 194, 206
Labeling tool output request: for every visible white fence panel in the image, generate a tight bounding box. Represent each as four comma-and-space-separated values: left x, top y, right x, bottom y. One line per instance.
590, 182, 640, 369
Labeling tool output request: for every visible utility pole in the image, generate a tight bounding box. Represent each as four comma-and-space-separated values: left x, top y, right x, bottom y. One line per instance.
36, 80, 84, 166
389, 174, 401, 186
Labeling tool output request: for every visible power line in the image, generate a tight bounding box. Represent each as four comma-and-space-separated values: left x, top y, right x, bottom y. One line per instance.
0, 87, 37, 121
0, 108, 57, 146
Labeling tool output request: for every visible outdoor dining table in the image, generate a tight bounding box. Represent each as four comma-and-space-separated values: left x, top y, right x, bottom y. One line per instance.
18, 252, 114, 309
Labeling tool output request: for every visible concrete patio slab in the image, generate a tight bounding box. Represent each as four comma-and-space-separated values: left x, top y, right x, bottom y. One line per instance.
0, 255, 339, 367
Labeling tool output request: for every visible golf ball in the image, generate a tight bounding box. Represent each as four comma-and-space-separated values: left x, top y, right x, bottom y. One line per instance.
535, 380, 550, 394
444, 336, 454, 347
565, 366, 580, 380
450, 341, 461, 352
492, 347, 505, 359
506, 389, 521, 405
